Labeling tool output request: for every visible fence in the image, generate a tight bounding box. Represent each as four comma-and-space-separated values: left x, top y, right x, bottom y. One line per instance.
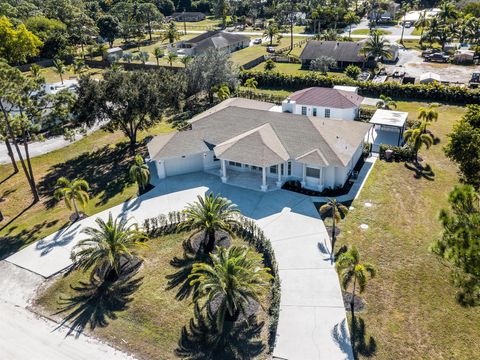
84, 59, 184, 72
241, 55, 266, 70
274, 38, 308, 55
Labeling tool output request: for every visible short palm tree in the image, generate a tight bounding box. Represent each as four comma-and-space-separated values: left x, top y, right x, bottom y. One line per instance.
188, 246, 272, 331
336, 246, 376, 319
361, 31, 392, 65
129, 155, 150, 194
376, 94, 397, 110
53, 58, 66, 84
179, 194, 241, 254
244, 77, 258, 98
417, 104, 439, 123
70, 58, 88, 76
54, 177, 90, 220
215, 84, 230, 101
403, 123, 434, 163
319, 198, 348, 260
263, 20, 279, 46
71, 213, 148, 282
180, 55, 193, 67
166, 51, 178, 67
152, 47, 164, 66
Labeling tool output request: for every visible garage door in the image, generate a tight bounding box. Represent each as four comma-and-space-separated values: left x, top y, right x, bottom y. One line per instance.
164, 154, 204, 176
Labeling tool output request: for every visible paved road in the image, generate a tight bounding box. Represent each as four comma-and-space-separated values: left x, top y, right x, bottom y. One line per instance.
6, 172, 353, 359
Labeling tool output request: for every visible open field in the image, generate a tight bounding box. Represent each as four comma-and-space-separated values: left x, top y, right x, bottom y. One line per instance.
0, 123, 173, 259
35, 233, 271, 360
351, 29, 391, 35
335, 101, 480, 359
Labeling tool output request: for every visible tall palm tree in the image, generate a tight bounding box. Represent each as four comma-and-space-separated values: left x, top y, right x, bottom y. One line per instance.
376, 94, 397, 110
361, 31, 392, 66
319, 198, 348, 260
70, 58, 88, 76
179, 194, 241, 254
54, 177, 90, 220
162, 21, 181, 44
166, 51, 178, 67
244, 77, 258, 99
403, 123, 434, 163
438, 1, 458, 23
417, 104, 439, 123
415, 10, 430, 46
129, 155, 150, 194
71, 213, 148, 281
399, 3, 411, 44
188, 246, 272, 331
263, 20, 279, 46
344, 11, 360, 39
336, 246, 376, 319
152, 46, 164, 66
53, 58, 66, 84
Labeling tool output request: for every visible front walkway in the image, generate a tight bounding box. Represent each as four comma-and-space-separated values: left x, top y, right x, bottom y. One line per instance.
5, 172, 353, 359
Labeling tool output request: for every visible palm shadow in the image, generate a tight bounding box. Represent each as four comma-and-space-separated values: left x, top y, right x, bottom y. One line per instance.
54, 259, 143, 337
176, 304, 265, 360
351, 315, 377, 358
404, 162, 435, 181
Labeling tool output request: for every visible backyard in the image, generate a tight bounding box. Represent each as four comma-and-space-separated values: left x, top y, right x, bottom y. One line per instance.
335, 102, 480, 359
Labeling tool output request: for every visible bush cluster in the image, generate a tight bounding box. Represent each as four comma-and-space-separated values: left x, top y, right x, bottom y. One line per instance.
240, 70, 480, 104
379, 144, 415, 161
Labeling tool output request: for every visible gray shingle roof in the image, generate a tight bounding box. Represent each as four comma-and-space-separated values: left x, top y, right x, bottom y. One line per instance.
149, 99, 372, 167
289, 87, 364, 108
300, 40, 366, 63
187, 31, 250, 52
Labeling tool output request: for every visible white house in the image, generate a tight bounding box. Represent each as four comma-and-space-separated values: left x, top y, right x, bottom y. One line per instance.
281, 87, 364, 121
148, 98, 371, 192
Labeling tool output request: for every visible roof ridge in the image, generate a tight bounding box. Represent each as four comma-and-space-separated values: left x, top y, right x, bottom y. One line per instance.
307, 117, 345, 165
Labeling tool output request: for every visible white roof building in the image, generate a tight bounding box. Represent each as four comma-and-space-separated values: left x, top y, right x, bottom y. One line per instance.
368, 109, 408, 152
419, 72, 441, 84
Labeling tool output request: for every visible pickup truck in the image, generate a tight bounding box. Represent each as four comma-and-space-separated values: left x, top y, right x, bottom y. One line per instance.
425, 52, 450, 63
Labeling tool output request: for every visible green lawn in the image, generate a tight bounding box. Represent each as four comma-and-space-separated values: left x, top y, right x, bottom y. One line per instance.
335, 101, 480, 359
351, 29, 391, 35
0, 122, 173, 259
249, 62, 347, 78
411, 27, 423, 36
174, 16, 222, 31
35, 233, 271, 359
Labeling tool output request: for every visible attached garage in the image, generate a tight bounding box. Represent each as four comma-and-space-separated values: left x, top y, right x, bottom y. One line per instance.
164, 153, 204, 177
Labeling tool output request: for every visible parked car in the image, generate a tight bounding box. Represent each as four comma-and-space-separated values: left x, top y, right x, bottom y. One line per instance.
358, 72, 371, 82
425, 52, 450, 63
404, 21, 412, 28
253, 38, 262, 44
266, 46, 275, 53
421, 48, 441, 57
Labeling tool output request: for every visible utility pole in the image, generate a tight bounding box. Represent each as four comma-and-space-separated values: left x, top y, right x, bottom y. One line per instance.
183, 8, 187, 35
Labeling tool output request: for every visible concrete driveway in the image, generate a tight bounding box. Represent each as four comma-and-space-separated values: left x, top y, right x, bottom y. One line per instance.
5, 172, 352, 360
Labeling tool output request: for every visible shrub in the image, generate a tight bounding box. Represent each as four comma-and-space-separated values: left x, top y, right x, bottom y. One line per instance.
264, 59, 276, 71
344, 65, 361, 80
379, 144, 415, 162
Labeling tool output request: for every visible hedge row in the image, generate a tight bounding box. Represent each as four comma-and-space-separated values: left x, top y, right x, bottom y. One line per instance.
143, 212, 281, 353
379, 144, 415, 162
240, 70, 480, 104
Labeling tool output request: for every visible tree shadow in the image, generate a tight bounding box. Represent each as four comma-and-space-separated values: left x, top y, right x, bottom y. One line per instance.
351, 316, 377, 358
0, 188, 16, 202
0, 171, 16, 186
404, 162, 435, 181
38, 141, 146, 209
176, 304, 266, 360
54, 259, 143, 338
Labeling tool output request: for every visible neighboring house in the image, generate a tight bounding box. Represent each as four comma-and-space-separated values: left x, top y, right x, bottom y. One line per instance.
43, 79, 78, 95
419, 72, 441, 84
282, 87, 364, 121
102, 47, 123, 61
300, 41, 368, 69
368, 109, 408, 153
171, 12, 205, 22
148, 98, 371, 192
369, 2, 400, 22
174, 31, 250, 56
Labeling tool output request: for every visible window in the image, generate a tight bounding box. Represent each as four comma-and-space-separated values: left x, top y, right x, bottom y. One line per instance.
313, 108, 317, 116
324, 108, 331, 118
229, 161, 242, 167
270, 165, 277, 174
251, 166, 261, 171
301, 106, 307, 115
306, 167, 320, 178
287, 161, 292, 175
213, 155, 219, 162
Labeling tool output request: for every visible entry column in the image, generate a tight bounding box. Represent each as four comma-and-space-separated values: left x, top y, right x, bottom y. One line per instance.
261, 166, 268, 191
276, 164, 282, 188
221, 159, 228, 183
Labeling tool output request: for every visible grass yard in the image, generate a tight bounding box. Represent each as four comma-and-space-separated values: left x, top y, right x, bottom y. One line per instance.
401, 39, 441, 51
34, 233, 272, 359
335, 101, 480, 359
173, 16, 222, 31
249, 62, 347, 78
351, 29, 391, 35
0, 122, 173, 259
25, 66, 105, 83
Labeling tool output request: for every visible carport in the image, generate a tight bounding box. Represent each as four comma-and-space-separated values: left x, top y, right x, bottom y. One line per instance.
368, 109, 408, 152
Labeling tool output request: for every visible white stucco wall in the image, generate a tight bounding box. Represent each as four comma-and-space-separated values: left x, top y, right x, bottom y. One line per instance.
293, 104, 357, 121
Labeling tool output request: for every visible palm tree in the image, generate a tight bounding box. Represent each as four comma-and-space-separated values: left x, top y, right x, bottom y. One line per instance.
188, 246, 272, 331
376, 94, 397, 110
54, 177, 90, 221
152, 46, 164, 66
29, 64, 43, 79
179, 194, 241, 254
180, 55, 193, 67
263, 20, 279, 46
403, 123, 434, 163
415, 10, 430, 46
137, 51, 150, 65
336, 246, 376, 319
361, 31, 392, 66
71, 213, 148, 282
70, 58, 88, 76
244, 77, 258, 99
53, 58, 66, 84
344, 11, 360, 39
417, 104, 439, 123
399, 3, 411, 44
215, 84, 230, 101
319, 198, 348, 260
166, 51, 178, 67
438, 1, 458, 23
162, 21, 181, 44
129, 155, 150, 194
